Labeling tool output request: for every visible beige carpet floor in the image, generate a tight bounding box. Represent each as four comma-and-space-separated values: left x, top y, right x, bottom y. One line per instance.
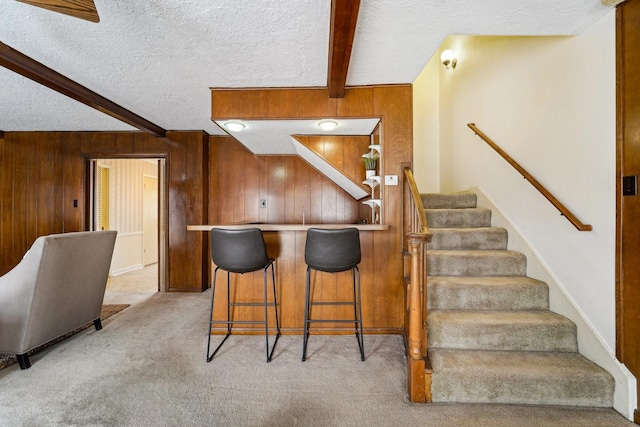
0, 304, 129, 370
0, 271, 633, 426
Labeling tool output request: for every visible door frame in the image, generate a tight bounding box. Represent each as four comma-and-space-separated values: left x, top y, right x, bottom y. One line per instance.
616, 1, 640, 423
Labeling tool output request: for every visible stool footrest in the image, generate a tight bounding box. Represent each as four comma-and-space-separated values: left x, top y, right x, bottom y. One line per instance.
229, 302, 277, 307
306, 319, 362, 323
308, 301, 356, 306
210, 320, 269, 325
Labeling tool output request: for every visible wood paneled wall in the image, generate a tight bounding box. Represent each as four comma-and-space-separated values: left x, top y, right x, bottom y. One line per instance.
295, 135, 373, 196
0, 131, 209, 292
209, 86, 412, 332
210, 135, 371, 225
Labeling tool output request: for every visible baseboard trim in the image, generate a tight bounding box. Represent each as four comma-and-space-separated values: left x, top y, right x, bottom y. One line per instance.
110, 263, 144, 277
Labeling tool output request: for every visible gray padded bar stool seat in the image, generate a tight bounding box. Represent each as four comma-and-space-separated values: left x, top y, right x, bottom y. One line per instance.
207, 228, 280, 362
302, 227, 364, 361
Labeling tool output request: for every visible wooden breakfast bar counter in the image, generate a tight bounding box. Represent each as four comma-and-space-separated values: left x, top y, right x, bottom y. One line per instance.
188, 224, 395, 335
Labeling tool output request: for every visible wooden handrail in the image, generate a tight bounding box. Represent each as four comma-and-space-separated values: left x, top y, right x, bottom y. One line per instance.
467, 123, 592, 232
404, 168, 429, 233
402, 168, 432, 402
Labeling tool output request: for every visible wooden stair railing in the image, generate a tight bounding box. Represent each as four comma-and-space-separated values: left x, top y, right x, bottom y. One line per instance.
467, 123, 592, 231
403, 167, 433, 402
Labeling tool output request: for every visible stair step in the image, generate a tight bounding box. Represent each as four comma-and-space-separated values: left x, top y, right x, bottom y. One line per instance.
428, 250, 526, 276
426, 208, 491, 228
427, 276, 549, 310
428, 310, 577, 352
422, 192, 477, 209
429, 227, 507, 250
421, 191, 614, 408
429, 349, 614, 407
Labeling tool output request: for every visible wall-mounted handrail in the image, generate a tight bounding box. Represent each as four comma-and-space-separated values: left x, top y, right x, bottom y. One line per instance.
467, 123, 592, 232
403, 167, 432, 403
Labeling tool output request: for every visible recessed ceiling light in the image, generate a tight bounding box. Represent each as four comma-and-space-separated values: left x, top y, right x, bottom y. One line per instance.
318, 120, 338, 131
225, 121, 245, 132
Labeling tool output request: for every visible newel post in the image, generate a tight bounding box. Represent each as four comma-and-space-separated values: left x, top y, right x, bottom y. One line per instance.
407, 231, 431, 402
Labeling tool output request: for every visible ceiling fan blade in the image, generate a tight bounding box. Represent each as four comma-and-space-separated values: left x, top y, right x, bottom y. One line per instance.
15, 0, 100, 23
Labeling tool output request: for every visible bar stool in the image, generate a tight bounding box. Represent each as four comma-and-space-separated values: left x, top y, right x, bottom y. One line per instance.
302, 227, 364, 361
207, 228, 280, 362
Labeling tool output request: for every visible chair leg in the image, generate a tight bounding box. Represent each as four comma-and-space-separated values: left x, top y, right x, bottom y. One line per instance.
207, 267, 231, 362
354, 267, 365, 361
226, 272, 232, 334
16, 353, 31, 370
263, 263, 280, 362
302, 267, 311, 361
271, 262, 281, 336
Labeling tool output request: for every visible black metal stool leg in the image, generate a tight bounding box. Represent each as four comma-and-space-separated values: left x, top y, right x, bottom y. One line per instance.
206, 267, 218, 362
207, 267, 231, 362
302, 267, 311, 361
263, 262, 280, 362
271, 262, 281, 336
262, 265, 281, 362
354, 267, 365, 361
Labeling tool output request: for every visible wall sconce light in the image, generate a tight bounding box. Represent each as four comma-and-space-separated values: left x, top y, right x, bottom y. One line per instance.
224, 121, 245, 132
440, 49, 457, 70
318, 120, 338, 131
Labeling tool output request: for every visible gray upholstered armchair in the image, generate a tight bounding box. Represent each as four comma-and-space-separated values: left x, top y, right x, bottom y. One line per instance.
0, 231, 117, 369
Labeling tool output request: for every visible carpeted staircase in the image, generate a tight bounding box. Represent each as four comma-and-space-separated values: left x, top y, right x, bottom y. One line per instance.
424, 191, 615, 407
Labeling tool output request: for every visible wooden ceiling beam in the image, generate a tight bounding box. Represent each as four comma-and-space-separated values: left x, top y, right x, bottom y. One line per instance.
15, 0, 100, 23
327, 0, 361, 98
0, 40, 166, 138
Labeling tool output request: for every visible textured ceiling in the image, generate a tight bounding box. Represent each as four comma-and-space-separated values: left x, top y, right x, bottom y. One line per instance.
1, 0, 612, 137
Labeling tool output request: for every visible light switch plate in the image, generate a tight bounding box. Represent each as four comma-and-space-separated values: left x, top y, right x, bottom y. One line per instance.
623, 175, 637, 196
385, 175, 398, 186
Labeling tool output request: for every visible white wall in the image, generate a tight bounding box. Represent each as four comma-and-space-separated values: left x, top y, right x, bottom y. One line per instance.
99, 159, 158, 275
413, 10, 637, 417
413, 53, 440, 192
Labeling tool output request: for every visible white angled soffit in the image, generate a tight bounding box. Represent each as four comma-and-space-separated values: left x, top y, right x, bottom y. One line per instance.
292, 137, 369, 200
215, 119, 380, 154
213, 118, 379, 200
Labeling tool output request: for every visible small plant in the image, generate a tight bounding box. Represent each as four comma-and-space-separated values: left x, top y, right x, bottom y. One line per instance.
362, 153, 378, 170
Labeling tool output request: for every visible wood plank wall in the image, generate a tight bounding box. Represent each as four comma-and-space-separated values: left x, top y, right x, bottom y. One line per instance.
295, 135, 373, 196
0, 131, 209, 292
209, 86, 412, 332
210, 135, 371, 225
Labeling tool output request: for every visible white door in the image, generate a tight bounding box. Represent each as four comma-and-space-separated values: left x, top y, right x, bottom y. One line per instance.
143, 175, 158, 266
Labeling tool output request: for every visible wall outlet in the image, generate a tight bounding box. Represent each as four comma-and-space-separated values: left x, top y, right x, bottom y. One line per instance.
384, 175, 398, 186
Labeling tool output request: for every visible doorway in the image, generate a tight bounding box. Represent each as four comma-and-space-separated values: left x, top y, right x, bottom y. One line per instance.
87, 157, 167, 293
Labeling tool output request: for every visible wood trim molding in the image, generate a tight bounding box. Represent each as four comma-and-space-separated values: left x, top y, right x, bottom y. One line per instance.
16, 0, 100, 23
327, 0, 361, 98
0, 40, 166, 138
